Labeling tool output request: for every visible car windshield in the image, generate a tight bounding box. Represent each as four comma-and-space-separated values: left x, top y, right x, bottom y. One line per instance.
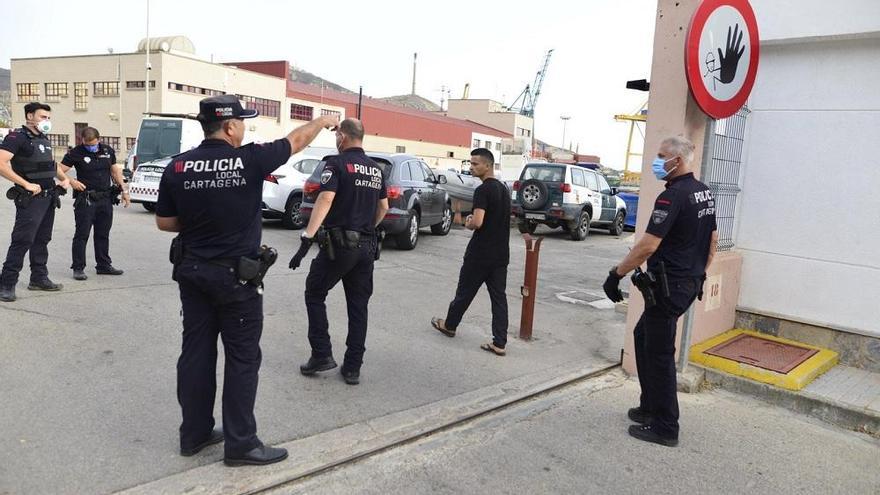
522, 165, 564, 182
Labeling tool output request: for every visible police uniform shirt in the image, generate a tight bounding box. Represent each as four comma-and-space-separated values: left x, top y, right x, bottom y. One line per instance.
319, 147, 387, 234
645, 172, 717, 279
0, 126, 56, 189
155, 138, 291, 260
61, 144, 116, 190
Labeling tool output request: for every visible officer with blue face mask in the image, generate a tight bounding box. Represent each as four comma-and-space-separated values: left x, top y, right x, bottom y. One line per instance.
60, 127, 130, 280
602, 136, 718, 448
0, 102, 70, 302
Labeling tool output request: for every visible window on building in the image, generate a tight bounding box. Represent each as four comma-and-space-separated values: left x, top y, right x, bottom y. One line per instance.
126, 80, 156, 90
495, 142, 501, 151
102, 136, 121, 152
447, 151, 454, 158
94, 81, 120, 97
47, 134, 69, 149
16, 83, 39, 101
321, 109, 341, 118
167, 82, 224, 96
44, 83, 68, 101
74, 82, 88, 110
126, 137, 137, 152
237, 94, 280, 119
290, 104, 314, 121
395, 145, 406, 153
473, 139, 480, 148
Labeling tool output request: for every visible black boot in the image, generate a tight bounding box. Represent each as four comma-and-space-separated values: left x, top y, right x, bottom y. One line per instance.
300, 356, 337, 376
0, 286, 16, 302
224, 445, 288, 467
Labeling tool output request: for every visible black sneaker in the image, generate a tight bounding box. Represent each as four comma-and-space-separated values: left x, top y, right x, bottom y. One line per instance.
96, 266, 124, 275
180, 429, 224, 457
73, 269, 88, 281
628, 424, 678, 447
300, 356, 337, 376
341, 368, 360, 385
28, 279, 63, 291
224, 445, 288, 467
627, 407, 652, 424
0, 286, 16, 302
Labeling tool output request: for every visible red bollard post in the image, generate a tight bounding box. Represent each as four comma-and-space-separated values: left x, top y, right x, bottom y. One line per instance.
519, 233, 544, 340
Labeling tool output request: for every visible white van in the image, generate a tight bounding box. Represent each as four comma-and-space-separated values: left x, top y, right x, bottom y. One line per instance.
128, 115, 204, 211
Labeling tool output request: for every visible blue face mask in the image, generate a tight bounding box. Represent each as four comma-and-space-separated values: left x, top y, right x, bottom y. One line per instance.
85, 144, 99, 153
652, 157, 677, 180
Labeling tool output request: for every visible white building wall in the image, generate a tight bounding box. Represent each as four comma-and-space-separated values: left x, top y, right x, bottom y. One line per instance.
736, 1, 880, 336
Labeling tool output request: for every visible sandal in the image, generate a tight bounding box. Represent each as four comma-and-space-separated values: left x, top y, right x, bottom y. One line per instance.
431, 317, 455, 337
480, 342, 506, 356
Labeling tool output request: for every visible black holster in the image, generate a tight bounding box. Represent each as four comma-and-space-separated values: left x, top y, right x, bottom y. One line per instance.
328, 227, 362, 250
169, 236, 184, 281
374, 229, 385, 261
52, 186, 66, 209
631, 268, 657, 308
237, 245, 278, 291
6, 185, 32, 208
316, 227, 336, 261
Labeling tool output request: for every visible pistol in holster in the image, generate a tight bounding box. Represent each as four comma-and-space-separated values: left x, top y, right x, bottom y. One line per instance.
109, 185, 123, 206
315, 227, 336, 261
374, 229, 385, 261
52, 185, 66, 209
169, 236, 184, 281
631, 268, 658, 308
6, 185, 34, 209
236, 245, 278, 294
73, 191, 89, 209
697, 273, 707, 301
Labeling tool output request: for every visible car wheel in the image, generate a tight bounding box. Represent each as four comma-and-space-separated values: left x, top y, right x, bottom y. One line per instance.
608, 210, 625, 236
516, 219, 537, 234
281, 193, 304, 230
569, 211, 590, 241
519, 179, 549, 210
143, 202, 156, 213
396, 210, 420, 250
431, 203, 452, 235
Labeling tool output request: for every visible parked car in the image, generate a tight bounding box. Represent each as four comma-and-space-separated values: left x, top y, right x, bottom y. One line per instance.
261, 146, 335, 229
300, 153, 453, 250
511, 162, 627, 240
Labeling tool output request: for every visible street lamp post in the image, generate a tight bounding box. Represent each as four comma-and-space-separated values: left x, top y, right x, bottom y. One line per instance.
560, 114, 571, 151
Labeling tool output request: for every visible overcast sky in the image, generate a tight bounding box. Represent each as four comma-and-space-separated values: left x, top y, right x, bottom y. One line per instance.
1, 0, 657, 169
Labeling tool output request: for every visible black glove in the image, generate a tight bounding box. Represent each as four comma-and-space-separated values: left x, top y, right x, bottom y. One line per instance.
289, 233, 313, 270
603, 266, 624, 303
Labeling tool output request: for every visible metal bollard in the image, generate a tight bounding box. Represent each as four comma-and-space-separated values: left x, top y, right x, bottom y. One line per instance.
519, 233, 544, 340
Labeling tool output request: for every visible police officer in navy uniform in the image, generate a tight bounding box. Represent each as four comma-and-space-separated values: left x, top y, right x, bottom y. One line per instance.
603, 136, 718, 447
0, 102, 70, 302
155, 95, 338, 466
60, 127, 130, 281
289, 118, 388, 385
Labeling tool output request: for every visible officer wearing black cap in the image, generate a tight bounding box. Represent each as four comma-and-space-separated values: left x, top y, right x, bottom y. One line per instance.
60, 126, 130, 281
0, 102, 70, 302
155, 94, 338, 466
289, 118, 388, 385
603, 136, 717, 448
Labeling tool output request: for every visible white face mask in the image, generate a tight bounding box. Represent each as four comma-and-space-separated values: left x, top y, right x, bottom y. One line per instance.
36, 120, 52, 134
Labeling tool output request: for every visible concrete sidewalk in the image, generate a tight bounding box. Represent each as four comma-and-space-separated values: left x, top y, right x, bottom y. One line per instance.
0, 198, 630, 494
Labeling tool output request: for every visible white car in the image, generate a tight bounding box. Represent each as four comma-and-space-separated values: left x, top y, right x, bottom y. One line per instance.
129, 157, 171, 211
261, 147, 334, 229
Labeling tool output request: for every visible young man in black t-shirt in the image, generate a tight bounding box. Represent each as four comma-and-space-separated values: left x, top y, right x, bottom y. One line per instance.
431, 148, 511, 356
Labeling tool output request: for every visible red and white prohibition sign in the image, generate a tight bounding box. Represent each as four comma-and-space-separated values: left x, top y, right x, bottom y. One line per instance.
685, 0, 760, 119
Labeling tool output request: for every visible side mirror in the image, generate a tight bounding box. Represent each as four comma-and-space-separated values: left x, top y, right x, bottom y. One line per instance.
438, 174, 448, 185
609, 187, 618, 196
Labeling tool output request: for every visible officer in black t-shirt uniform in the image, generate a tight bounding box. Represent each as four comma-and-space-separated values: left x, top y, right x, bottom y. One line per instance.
60, 126, 130, 280
155, 95, 337, 466
603, 136, 718, 448
431, 148, 511, 357
289, 118, 388, 386
0, 102, 70, 302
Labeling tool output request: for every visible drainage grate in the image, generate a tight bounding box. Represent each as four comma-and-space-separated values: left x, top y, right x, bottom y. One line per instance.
704, 334, 819, 374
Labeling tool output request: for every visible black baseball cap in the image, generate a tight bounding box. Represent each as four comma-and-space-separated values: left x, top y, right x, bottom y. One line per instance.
197, 95, 258, 123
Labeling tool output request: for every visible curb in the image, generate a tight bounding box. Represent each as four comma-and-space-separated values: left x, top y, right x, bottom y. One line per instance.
116, 360, 620, 495
699, 365, 880, 437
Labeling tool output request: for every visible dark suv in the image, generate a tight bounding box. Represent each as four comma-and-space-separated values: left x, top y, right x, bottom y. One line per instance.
300, 153, 453, 250
511, 162, 627, 240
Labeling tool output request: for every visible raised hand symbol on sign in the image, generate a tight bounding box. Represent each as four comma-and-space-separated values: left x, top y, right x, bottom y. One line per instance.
717, 23, 745, 84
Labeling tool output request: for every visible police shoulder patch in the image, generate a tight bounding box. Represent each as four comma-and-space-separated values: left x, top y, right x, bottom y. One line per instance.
320, 169, 333, 185
652, 209, 669, 224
